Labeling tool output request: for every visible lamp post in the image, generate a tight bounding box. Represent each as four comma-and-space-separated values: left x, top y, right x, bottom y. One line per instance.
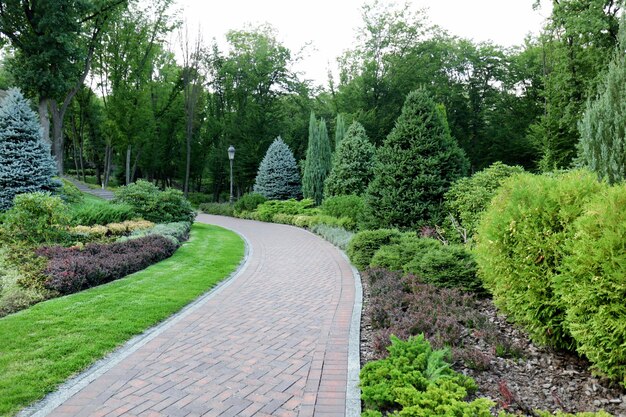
228, 145, 235, 204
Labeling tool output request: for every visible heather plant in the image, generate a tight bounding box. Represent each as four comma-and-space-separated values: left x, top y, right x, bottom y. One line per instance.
360, 334, 492, 416
363, 89, 469, 230
558, 185, 626, 385
253, 137, 301, 200
474, 170, 606, 350
444, 162, 524, 238
346, 229, 402, 270
0, 89, 59, 211
324, 121, 375, 197
114, 180, 194, 223
309, 224, 354, 250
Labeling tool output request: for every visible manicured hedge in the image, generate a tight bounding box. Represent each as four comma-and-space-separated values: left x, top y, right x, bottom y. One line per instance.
39, 235, 177, 294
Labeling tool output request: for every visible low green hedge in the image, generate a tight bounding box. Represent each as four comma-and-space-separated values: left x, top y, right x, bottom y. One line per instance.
346, 229, 402, 270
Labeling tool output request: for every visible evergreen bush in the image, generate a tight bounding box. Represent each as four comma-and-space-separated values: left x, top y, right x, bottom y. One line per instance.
253, 137, 301, 200
346, 229, 402, 270
234, 193, 267, 213
474, 170, 606, 349
324, 121, 375, 197
114, 180, 195, 223
302, 114, 332, 205
69, 199, 137, 226
444, 162, 524, 238
320, 195, 364, 228
363, 89, 469, 230
558, 185, 626, 385
578, 14, 626, 184
0, 88, 59, 210
334, 113, 347, 151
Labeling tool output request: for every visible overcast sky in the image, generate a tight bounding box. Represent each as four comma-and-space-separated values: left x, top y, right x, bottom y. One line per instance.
175, 0, 552, 86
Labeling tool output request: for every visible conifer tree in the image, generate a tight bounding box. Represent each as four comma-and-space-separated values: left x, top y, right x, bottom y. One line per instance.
363, 89, 469, 229
334, 114, 347, 151
302, 114, 332, 205
253, 137, 301, 200
0, 88, 58, 210
578, 14, 626, 184
324, 121, 375, 197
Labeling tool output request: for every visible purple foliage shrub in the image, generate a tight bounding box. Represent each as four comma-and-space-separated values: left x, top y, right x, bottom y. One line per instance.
38, 235, 177, 294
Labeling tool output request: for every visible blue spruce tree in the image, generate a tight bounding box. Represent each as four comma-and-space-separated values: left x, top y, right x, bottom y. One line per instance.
0, 88, 58, 210
253, 137, 301, 200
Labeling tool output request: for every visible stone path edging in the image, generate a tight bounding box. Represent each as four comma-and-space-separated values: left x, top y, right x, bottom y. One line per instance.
17, 226, 252, 417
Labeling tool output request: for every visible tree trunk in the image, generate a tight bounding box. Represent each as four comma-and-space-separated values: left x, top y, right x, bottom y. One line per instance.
125, 145, 131, 185
104, 145, 112, 188
49, 101, 64, 174
39, 98, 51, 146
95, 165, 102, 188
131, 149, 141, 183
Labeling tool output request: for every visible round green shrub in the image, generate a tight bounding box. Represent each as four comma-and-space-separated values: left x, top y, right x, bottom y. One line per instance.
234, 193, 267, 213
114, 180, 194, 223
0, 192, 69, 244
370, 233, 437, 272
474, 170, 606, 349
346, 229, 402, 270
321, 194, 364, 229
444, 162, 524, 238
558, 185, 626, 385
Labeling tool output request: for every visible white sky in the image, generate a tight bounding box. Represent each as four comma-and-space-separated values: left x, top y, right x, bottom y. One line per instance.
175, 0, 553, 86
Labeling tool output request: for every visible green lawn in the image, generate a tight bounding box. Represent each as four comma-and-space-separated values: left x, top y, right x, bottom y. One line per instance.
0, 223, 244, 417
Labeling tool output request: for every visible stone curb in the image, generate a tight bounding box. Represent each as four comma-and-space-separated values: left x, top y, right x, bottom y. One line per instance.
18, 225, 251, 417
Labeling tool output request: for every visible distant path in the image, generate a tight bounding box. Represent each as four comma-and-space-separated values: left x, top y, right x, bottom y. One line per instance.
62, 176, 115, 201
37, 214, 360, 417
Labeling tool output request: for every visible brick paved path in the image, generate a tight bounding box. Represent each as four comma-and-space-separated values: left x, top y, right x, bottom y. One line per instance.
43, 214, 358, 417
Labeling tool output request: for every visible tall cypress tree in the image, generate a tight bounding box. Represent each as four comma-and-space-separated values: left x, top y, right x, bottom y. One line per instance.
578, 13, 626, 184
253, 137, 301, 200
334, 114, 347, 151
302, 113, 332, 205
324, 121, 375, 197
0, 88, 59, 210
363, 89, 469, 229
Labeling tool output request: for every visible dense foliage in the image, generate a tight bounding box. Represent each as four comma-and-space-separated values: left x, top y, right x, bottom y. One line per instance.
39, 235, 177, 295
234, 193, 267, 213
114, 180, 195, 223
324, 121, 375, 197
444, 162, 525, 238
68, 199, 137, 226
346, 229, 402, 270
558, 186, 626, 385
302, 114, 332, 205
363, 90, 469, 230
0, 89, 59, 210
474, 171, 606, 350
320, 195, 364, 229
253, 137, 301, 200
360, 334, 492, 416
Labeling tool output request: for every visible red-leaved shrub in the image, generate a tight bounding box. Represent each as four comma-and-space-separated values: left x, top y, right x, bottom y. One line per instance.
38, 235, 177, 294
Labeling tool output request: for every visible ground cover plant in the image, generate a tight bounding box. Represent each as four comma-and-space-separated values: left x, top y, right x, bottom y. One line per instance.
0, 223, 244, 416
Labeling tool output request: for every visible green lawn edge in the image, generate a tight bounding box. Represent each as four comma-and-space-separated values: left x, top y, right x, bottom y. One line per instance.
0, 222, 244, 417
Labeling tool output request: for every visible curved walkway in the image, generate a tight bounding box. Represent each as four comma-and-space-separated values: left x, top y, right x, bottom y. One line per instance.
36, 214, 359, 417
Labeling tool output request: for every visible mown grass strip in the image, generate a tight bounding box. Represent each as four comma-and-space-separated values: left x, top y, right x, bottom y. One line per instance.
0, 223, 244, 416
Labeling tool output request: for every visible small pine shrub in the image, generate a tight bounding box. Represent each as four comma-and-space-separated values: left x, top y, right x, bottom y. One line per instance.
346, 229, 402, 270
370, 233, 439, 272
234, 193, 267, 213
69, 199, 137, 226
114, 180, 195, 223
320, 195, 364, 230
40, 235, 177, 294
0, 192, 69, 244
444, 162, 524, 238
199, 202, 234, 217
360, 334, 492, 416
558, 185, 626, 385
474, 170, 606, 350
253, 137, 301, 200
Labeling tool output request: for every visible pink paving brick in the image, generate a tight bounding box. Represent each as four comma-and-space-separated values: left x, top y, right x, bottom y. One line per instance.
45, 214, 357, 417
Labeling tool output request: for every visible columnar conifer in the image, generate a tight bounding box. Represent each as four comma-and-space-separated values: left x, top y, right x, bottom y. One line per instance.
302, 113, 332, 205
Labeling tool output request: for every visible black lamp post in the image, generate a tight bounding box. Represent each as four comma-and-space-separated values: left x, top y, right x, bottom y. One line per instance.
228, 145, 235, 203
